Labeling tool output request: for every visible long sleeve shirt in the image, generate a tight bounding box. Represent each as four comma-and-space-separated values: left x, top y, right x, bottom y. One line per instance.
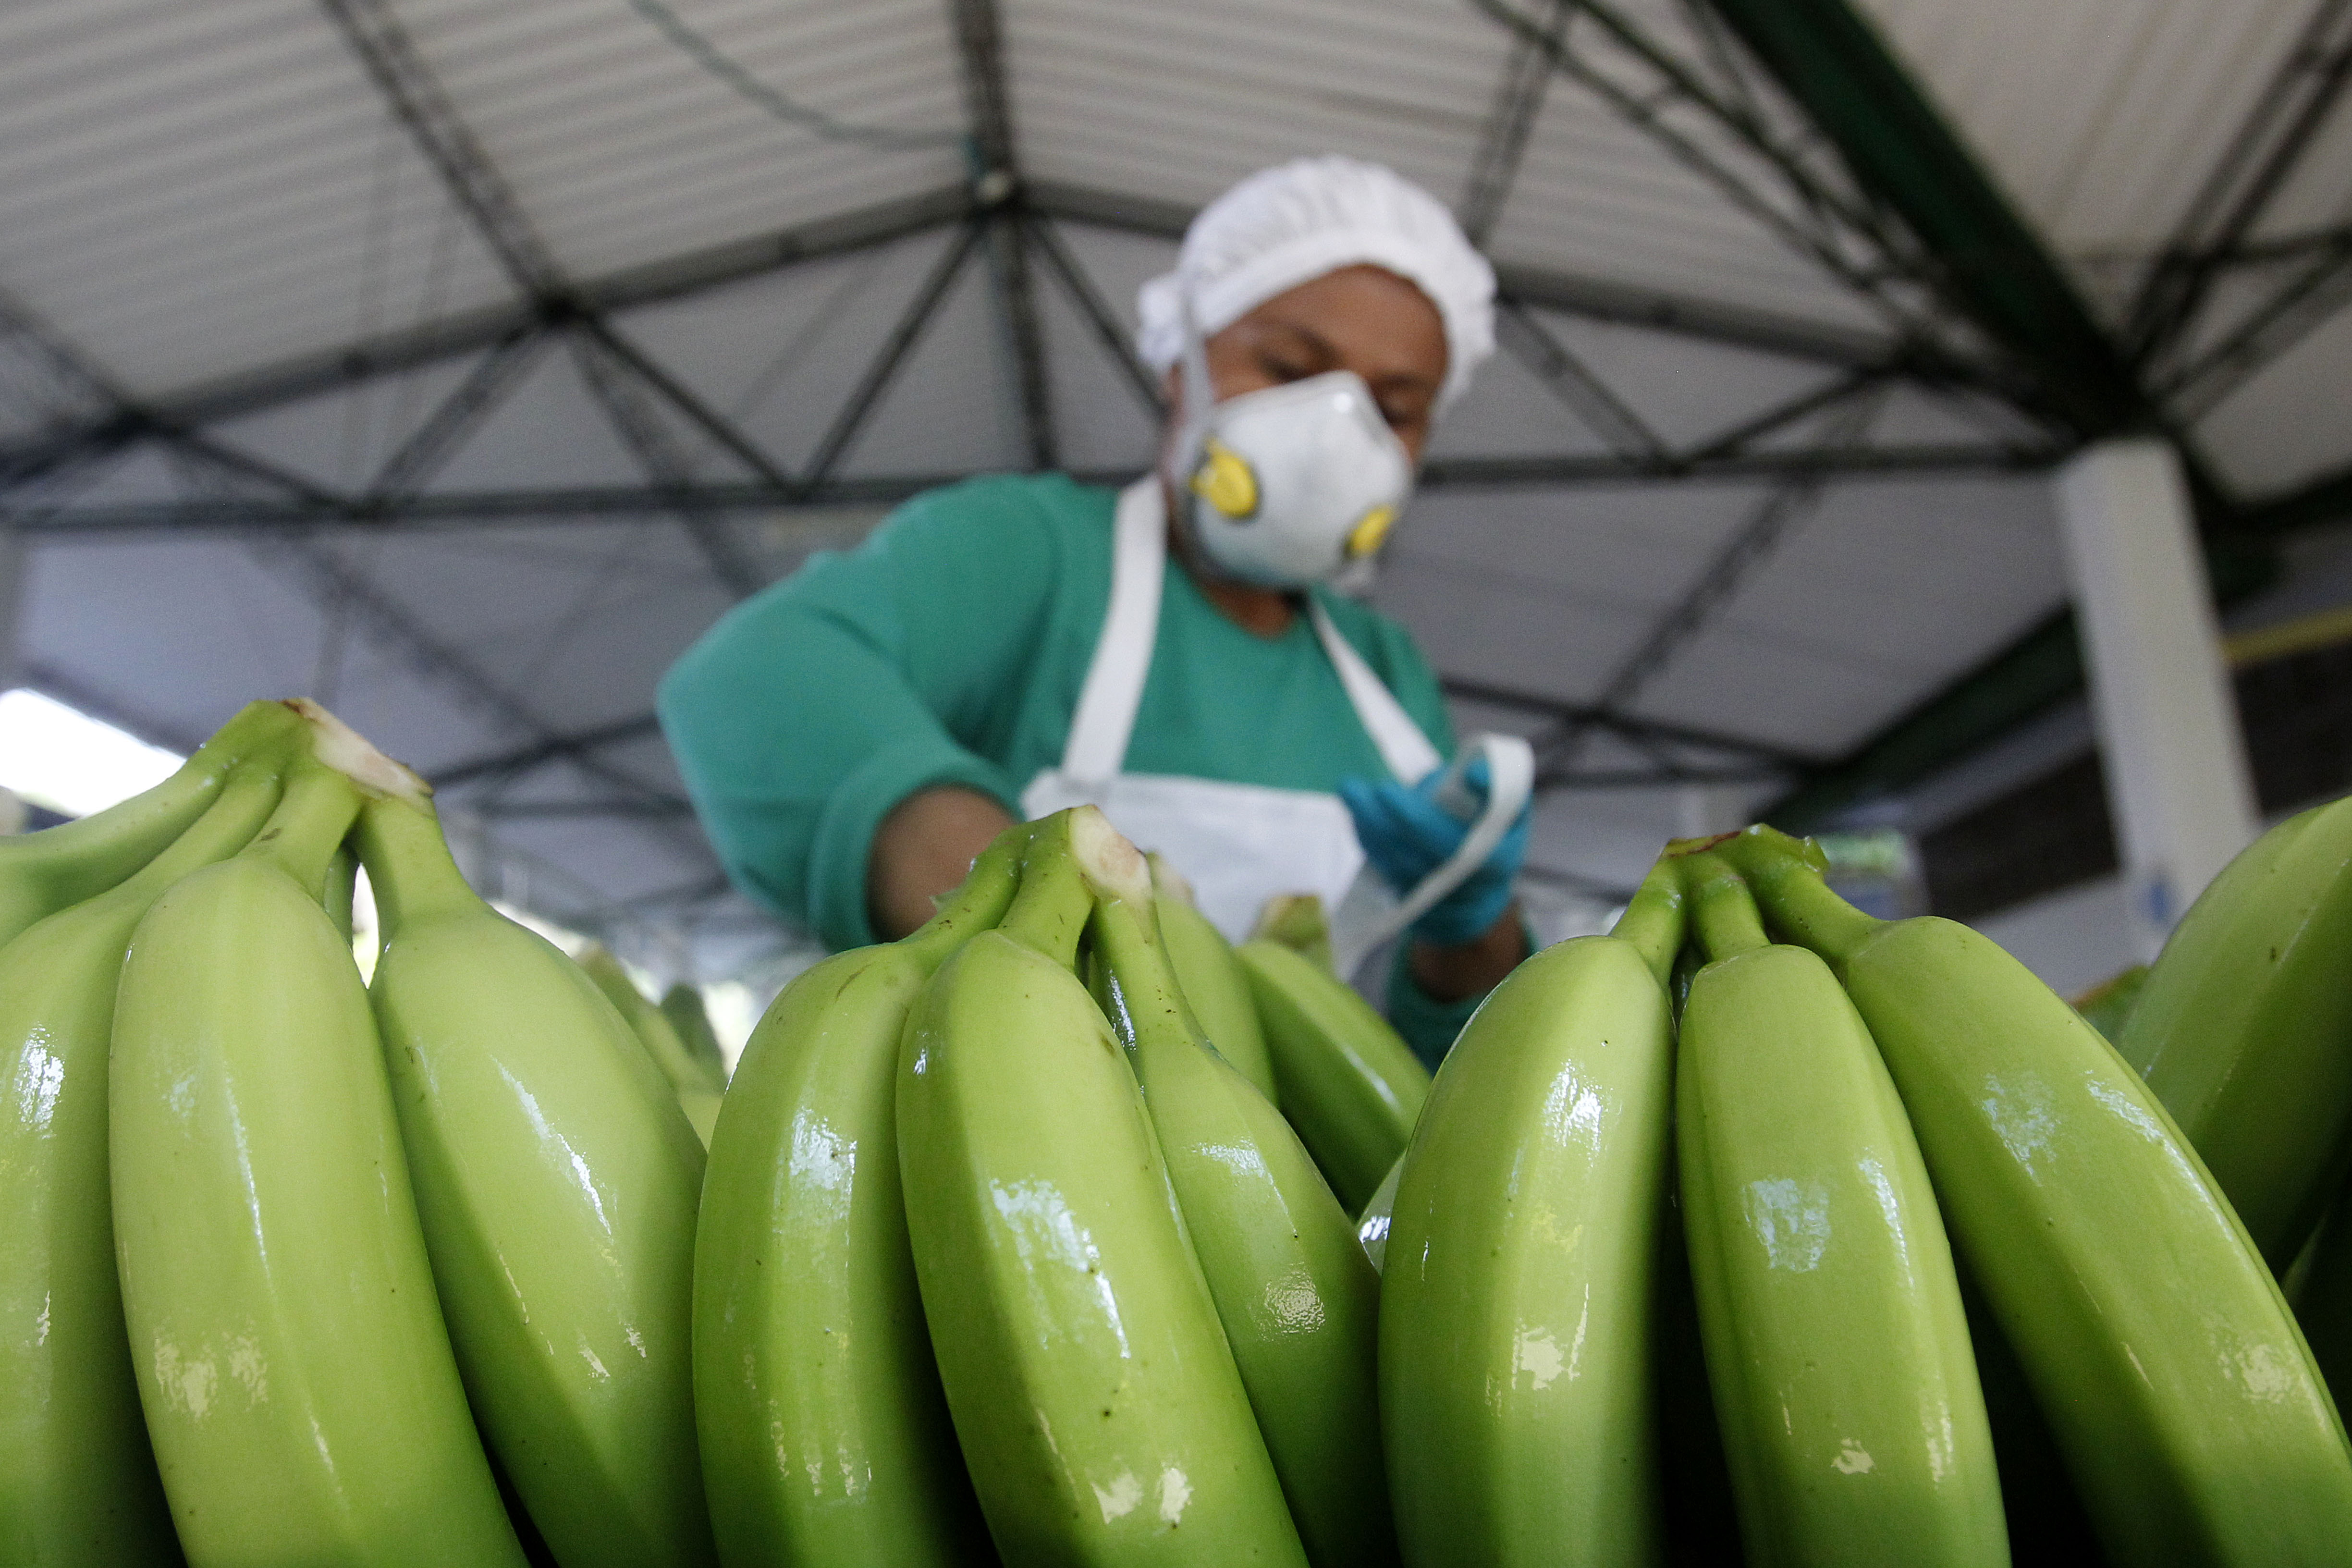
658, 471, 1485, 1061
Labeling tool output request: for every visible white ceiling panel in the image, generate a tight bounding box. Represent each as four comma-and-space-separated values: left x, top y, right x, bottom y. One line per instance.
2194, 299, 2352, 499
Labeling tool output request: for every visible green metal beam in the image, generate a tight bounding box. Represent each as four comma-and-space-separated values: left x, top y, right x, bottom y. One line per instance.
1690, 0, 2299, 830
1699, 0, 2149, 438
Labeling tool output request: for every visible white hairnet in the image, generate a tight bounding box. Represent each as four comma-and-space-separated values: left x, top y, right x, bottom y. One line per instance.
1137, 157, 1496, 414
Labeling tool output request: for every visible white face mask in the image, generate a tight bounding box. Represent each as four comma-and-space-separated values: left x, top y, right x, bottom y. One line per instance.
1165, 291, 1415, 591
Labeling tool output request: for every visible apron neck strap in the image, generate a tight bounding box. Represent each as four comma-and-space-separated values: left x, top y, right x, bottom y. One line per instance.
1060, 478, 1167, 784
1309, 600, 1442, 784
1060, 478, 1441, 786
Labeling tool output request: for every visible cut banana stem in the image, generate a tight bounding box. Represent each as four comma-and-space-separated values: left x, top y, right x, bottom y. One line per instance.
0, 758, 287, 1566
112, 765, 525, 1566
1381, 872, 1682, 1568
2119, 797, 2352, 1264
1249, 894, 1337, 975
898, 808, 1308, 1566
0, 697, 304, 949
1722, 825, 2352, 1566
1086, 864, 1395, 1568
1236, 940, 1430, 1213
692, 823, 1025, 1568
1673, 853, 2007, 1568
358, 795, 714, 1568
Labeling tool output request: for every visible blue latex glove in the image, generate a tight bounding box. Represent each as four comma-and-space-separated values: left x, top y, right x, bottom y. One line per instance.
1338, 758, 1531, 947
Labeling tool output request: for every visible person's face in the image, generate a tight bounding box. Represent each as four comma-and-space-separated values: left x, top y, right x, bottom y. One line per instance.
1164, 264, 1449, 463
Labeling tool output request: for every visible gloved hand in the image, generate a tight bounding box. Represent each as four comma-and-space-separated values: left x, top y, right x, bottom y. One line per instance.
1338, 758, 1531, 947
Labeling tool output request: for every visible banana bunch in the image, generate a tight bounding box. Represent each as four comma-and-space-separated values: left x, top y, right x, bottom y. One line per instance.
1716, 826, 2352, 1564
1375, 821, 2352, 1568
701, 807, 1404, 1565
30, 687, 2352, 1568
1, 698, 724, 1564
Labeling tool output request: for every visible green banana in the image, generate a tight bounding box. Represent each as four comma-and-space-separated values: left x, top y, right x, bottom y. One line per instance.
693, 827, 1026, 1568
662, 981, 733, 1086
897, 808, 1307, 1565
584, 944, 726, 1097
356, 794, 713, 1568
1146, 855, 1278, 1102
1724, 825, 2352, 1566
0, 698, 303, 949
0, 756, 287, 1565
111, 748, 525, 1566
1086, 837, 1393, 1568
1250, 893, 1335, 974
1377, 859, 1679, 1568
2119, 797, 2352, 1263
1236, 939, 1430, 1213
1672, 852, 2005, 1568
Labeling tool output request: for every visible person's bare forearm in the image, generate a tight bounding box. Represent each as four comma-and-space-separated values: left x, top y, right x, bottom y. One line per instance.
1408, 902, 1528, 1003
867, 786, 1018, 940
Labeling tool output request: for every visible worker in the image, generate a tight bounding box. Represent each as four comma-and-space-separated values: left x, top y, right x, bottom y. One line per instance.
659, 156, 1531, 1064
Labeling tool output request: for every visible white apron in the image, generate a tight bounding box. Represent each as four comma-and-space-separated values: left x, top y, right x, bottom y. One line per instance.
1019, 479, 1531, 980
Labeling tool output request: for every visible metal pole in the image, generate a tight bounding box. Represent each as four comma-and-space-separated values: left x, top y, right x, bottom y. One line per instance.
2055, 439, 2260, 958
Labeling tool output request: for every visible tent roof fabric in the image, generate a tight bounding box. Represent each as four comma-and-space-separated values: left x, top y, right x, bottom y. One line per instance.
3, 0, 2346, 958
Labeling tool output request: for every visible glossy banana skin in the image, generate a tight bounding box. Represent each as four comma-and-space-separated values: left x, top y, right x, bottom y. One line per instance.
693, 831, 1021, 1568
1236, 939, 1430, 1214
1152, 892, 1279, 1102
358, 797, 714, 1568
696, 946, 987, 1568
1354, 1153, 1403, 1273
1728, 835, 2352, 1566
1092, 890, 1392, 1568
1380, 934, 1675, 1568
0, 698, 301, 950
0, 765, 283, 1566
111, 778, 524, 1567
898, 901, 1306, 1563
1678, 942, 2006, 1568
2120, 798, 2352, 1263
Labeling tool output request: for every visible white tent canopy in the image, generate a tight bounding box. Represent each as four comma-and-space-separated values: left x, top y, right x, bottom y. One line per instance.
3, 0, 2344, 973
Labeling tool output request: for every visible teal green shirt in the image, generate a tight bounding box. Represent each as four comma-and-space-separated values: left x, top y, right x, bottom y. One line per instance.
659, 472, 1485, 1060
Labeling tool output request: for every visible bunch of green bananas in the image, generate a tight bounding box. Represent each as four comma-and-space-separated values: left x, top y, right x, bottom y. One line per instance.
2, 698, 716, 1566
697, 806, 1405, 1565
26, 693, 2352, 1568
1379, 825, 2352, 1567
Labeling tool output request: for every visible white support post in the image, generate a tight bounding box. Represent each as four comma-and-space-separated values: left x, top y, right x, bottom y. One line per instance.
2055, 439, 2259, 960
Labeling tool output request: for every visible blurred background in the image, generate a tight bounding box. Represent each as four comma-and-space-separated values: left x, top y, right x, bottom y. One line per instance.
5, 0, 2349, 1047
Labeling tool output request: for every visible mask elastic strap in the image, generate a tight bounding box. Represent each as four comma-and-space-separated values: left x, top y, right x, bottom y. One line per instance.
1170, 282, 1217, 486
